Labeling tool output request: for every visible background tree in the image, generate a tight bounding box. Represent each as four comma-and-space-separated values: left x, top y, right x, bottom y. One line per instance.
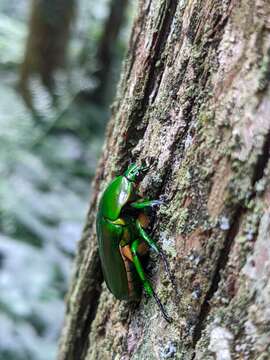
18, 0, 75, 109
78, 0, 129, 106
59, 0, 270, 359
89, 0, 128, 106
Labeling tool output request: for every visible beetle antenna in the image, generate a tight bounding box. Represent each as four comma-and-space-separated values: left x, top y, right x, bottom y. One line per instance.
140, 159, 156, 172
140, 161, 149, 172
152, 290, 173, 323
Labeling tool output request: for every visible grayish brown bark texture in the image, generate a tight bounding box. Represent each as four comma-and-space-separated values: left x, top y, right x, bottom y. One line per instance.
58, 0, 270, 359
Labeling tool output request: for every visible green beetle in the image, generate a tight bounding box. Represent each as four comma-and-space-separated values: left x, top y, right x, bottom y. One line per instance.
96, 163, 174, 322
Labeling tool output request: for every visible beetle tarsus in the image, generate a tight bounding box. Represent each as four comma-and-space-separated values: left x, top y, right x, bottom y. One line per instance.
150, 200, 163, 207
160, 249, 178, 294
152, 290, 173, 323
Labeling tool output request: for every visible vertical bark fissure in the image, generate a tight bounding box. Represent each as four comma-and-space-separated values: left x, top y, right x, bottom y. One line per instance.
67, 190, 106, 360
192, 124, 270, 352
60, 252, 103, 360
75, 270, 103, 360
191, 206, 244, 351
139, 0, 179, 108
58, 184, 104, 360
155, 7, 232, 205
122, 0, 178, 162
124, 1, 152, 85
251, 128, 270, 186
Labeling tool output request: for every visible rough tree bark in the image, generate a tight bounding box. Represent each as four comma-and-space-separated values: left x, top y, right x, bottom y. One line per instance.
58, 0, 270, 359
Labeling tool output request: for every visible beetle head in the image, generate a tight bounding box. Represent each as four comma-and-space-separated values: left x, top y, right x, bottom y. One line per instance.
124, 163, 148, 182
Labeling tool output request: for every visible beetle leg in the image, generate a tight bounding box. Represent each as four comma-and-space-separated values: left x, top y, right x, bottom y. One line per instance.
120, 244, 133, 262
129, 199, 163, 209
131, 240, 152, 297
119, 244, 141, 300
135, 219, 177, 292
136, 219, 158, 252
131, 239, 172, 323
137, 212, 150, 229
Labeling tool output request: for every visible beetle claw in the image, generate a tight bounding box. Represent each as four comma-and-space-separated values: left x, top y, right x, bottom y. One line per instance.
152, 290, 173, 323
151, 200, 163, 207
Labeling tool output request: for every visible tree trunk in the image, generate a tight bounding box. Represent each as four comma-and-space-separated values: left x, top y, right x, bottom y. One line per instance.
58, 1, 270, 359
19, 0, 75, 109
79, 0, 128, 106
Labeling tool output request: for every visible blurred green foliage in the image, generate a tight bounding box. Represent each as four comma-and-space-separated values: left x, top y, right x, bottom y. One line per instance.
0, 0, 134, 359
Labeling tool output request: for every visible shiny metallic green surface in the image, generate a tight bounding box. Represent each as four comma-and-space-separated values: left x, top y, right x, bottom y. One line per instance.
99, 176, 132, 220
96, 164, 173, 322
97, 171, 134, 300
96, 216, 130, 299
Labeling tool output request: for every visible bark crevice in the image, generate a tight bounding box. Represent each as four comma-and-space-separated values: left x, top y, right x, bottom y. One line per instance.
122, 0, 179, 163
251, 128, 270, 186
192, 123, 270, 353
191, 205, 244, 351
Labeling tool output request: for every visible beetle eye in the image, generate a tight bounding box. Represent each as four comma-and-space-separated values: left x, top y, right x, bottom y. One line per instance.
134, 170, 142, 181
